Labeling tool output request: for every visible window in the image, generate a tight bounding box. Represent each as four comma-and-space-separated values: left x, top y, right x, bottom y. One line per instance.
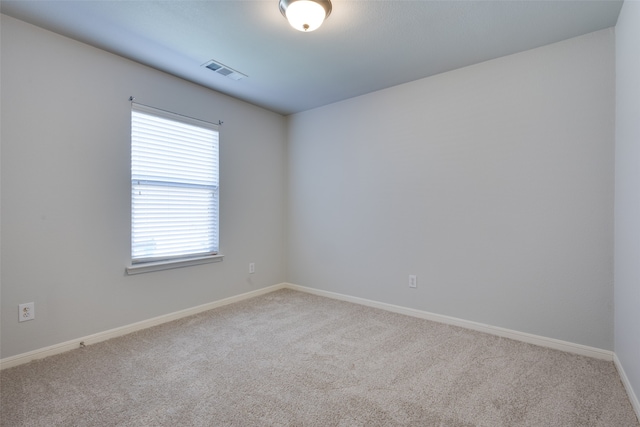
128, 103, 220, 273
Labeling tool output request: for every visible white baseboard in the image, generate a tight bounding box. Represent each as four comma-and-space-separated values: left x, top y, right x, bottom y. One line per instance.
1, 282, 616, 371
614, 353, 640, 422
283, 283, 614, 361
0, 283, 287, 370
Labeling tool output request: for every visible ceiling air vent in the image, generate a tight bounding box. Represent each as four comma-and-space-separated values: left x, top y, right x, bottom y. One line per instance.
202, 60, 247, 81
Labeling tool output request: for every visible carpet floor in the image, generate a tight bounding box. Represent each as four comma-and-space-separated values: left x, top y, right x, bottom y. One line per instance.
1, 289, 638, 426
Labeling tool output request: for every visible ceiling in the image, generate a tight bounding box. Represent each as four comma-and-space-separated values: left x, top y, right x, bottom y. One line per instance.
0, 0, 623, 116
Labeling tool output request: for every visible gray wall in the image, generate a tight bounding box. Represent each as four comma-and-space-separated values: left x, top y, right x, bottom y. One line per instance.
0, 15, 287, 359
287, 29, 615, 350
615, 0, 640, 406
0, 13, 621, 364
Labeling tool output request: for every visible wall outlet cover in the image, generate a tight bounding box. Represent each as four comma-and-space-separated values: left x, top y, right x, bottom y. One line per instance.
19, 302, 35, 322
409, 275, 417, 288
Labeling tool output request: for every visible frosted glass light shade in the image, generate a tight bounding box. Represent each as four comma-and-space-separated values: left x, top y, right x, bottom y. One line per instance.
279, 0, 332, 32
286, 1, 325, 31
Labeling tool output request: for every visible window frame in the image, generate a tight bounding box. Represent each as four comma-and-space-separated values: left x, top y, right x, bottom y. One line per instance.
126, 103, 223, 275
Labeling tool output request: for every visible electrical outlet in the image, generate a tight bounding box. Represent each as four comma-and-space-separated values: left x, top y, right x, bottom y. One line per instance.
19, 302, 35, 322
249, 262, 255, 274
409, 275, 417, 288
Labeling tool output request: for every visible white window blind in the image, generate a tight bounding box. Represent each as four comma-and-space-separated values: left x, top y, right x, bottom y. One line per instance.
131, 103, 219, 264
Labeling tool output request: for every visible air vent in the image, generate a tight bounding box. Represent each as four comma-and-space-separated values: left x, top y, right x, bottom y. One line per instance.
202, 60, 247, 81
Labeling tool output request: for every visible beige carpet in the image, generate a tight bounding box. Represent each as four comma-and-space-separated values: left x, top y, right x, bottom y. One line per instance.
1, 289, 638, 426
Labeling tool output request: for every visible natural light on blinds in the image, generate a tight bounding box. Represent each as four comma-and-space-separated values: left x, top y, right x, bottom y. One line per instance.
131, 103, 219, 263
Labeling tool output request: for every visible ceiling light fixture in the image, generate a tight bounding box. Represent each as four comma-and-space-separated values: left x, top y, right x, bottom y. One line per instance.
279, 0, 332, 32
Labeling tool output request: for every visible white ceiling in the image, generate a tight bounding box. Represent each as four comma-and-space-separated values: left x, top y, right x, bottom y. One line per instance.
0, 0, 623, 116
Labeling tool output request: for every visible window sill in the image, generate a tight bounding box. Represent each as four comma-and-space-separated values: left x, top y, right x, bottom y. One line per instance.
126, 254, 224, 275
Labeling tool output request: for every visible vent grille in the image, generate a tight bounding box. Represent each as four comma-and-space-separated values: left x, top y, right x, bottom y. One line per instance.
202, 60, 247, 81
